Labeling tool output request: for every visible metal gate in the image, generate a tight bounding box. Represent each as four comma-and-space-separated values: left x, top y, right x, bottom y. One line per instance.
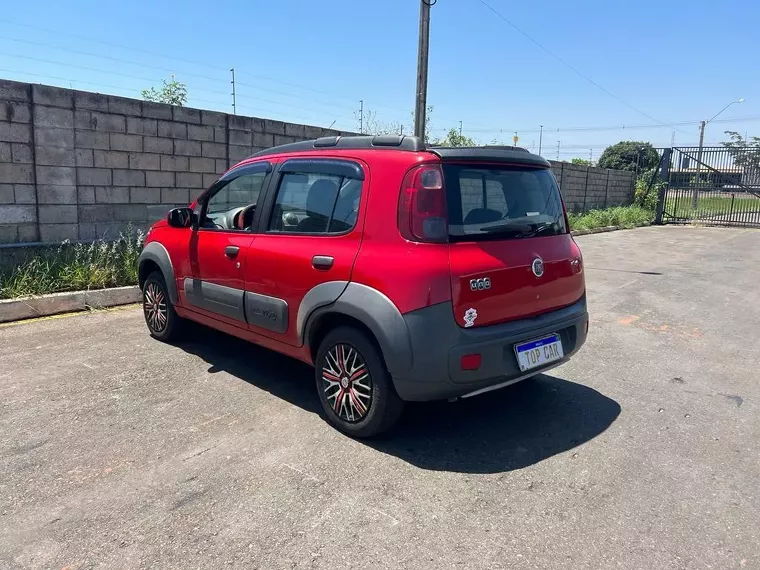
659, 146, 760, 227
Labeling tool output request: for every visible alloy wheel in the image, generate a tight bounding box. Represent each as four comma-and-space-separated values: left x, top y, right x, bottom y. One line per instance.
321, 344, 373, 422
143, 282, 167, 333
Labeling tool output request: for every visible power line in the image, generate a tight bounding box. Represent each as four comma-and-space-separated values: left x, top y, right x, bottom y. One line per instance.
0, 65, 357, 131
0, 52, 358, 122
0, 38, 363, 117
477, 0, 690, 136
0, 35, 375, 117
0, 19, 412, 116
429, 115, 760, 135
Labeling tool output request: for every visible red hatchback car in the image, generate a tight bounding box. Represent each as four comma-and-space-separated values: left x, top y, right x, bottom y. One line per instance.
138, 135, 588, 437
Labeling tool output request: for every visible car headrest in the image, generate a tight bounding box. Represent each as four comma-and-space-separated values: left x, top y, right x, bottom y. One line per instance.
306, 179, 339, 218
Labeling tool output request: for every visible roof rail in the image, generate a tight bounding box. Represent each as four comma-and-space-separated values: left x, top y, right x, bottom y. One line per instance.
427, 144, 530, 153
249, 134, 426, 158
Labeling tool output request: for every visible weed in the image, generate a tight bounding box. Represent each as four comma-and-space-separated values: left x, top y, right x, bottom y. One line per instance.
0, 228, 144, 300
568, 206, 653, 232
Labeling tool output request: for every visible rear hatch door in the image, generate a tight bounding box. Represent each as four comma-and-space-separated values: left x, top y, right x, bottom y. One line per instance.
443, 161, 584, 328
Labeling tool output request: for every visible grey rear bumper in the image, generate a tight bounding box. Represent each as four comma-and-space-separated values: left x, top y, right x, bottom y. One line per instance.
392, 296, 588, 401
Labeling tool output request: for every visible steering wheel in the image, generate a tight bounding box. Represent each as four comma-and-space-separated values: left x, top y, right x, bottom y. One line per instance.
235, 203, 257, 230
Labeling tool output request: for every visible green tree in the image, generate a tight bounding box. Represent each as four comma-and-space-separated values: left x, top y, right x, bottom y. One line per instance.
142, 76, 187, 106
597, 141, 659, 172
432, 127, 475, 147
571, 158, 592, 166
722, 131, 760, 186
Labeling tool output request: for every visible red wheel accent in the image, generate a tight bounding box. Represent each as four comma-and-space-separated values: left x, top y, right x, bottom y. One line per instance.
321, 343, 373, 423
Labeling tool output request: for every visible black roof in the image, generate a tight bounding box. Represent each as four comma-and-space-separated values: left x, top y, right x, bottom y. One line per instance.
428, 146, 551, 167
248, 135, 550, 167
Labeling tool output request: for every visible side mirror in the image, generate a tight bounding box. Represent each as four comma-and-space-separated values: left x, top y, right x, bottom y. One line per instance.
167, 207, 195, 228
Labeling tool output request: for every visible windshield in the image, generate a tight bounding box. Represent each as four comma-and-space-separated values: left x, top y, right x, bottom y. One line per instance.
443, 164, 567, 241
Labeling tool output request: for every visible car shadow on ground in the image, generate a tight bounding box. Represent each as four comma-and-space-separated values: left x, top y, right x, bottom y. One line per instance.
370, 376, 621, 473
175, 326, 621, 474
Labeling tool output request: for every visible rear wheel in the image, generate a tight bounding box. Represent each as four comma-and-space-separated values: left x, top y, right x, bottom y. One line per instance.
142, 271, 182, 342
315, 326, 403, 438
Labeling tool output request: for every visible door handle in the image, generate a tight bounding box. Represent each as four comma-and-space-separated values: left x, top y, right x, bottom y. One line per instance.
224, 245, 240, 258
312, 255, 334, 270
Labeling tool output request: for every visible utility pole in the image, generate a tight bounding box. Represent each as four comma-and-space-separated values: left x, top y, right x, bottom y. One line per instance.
556, 140, 560, 161
459, 120, 462, 137
538, 125, 544, 155
693, 98, 744, 208
693, 120, 706, 208
359, 99, 364, 134
230, 68, 236, 115
589, 148, 593, 163
671, 131, 676, 147
414, 0, 432, 140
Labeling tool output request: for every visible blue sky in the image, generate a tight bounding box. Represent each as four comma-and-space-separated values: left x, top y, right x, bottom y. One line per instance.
0, 0, 757, 160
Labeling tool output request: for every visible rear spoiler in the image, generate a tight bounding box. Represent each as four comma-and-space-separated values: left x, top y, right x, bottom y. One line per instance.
427, 146, 551, 168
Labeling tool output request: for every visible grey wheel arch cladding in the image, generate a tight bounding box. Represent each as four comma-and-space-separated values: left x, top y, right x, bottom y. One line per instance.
139, 242, 178, 305
303, 282, 413, 375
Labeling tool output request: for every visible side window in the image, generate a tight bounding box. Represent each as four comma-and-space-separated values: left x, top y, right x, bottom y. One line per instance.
268, 172, 362, 234
208, 171, 266, 214
202, 170, 267, 231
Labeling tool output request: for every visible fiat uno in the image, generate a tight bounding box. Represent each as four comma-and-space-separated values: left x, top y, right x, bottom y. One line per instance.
138, 135, 588, 437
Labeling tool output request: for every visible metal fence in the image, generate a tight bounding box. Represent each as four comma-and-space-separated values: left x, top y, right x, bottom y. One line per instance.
657, 146, 760, 227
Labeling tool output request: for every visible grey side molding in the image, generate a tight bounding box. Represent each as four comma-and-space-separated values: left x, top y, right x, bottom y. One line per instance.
296, 281, 349, 340
183, 278, 246, 323
245, 291, 288, 334
138, 242, 178, 304
303, 282, 413, 375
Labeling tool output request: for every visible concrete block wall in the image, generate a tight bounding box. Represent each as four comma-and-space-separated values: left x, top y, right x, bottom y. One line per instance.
0, 79, 352, 244
0, 79, 635, 244
550, 161, 636, 213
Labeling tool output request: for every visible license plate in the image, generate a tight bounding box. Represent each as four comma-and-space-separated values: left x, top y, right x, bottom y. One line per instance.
514, 334, 564, 372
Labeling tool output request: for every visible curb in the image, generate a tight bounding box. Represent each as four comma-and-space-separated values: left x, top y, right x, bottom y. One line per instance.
0, 286, 140, 324
571, 222, 651, 236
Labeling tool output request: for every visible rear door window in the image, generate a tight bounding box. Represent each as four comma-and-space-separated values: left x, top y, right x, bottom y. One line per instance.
268, 173, 362, 234
443, 165, 567, 241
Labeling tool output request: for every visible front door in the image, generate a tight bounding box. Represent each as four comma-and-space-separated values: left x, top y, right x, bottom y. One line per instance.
243, 158, 367, 346
182, 161, 272, 328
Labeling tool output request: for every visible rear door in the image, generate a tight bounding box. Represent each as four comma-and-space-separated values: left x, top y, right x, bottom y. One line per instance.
242, 157, 367, 345
444, 162, 584, 328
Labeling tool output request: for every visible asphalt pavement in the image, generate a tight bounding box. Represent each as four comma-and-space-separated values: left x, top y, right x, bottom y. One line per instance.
1, 226, 759, 569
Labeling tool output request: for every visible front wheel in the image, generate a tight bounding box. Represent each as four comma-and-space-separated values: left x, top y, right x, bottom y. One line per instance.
315, 326, 404, 438
142, 271, 183, 342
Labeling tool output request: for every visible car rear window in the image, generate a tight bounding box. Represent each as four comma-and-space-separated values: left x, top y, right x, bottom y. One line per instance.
443, 164, 567, 241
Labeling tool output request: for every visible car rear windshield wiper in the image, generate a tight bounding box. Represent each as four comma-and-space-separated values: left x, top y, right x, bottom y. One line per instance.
479, 222, 531, 233
479, 221, 558, 237
517, 222, 558, 237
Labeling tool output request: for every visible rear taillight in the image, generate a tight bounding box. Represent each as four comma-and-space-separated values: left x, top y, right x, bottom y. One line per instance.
398, 164, 448, 243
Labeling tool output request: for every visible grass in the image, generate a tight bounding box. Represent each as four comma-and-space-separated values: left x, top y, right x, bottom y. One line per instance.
0, 229, 144, 300
665, 191, 760, 220
567, 205, 654, 232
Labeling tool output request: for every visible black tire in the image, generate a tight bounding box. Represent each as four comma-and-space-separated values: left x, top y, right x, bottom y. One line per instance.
142, 270, 183, 342
315, 326, 404, 438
